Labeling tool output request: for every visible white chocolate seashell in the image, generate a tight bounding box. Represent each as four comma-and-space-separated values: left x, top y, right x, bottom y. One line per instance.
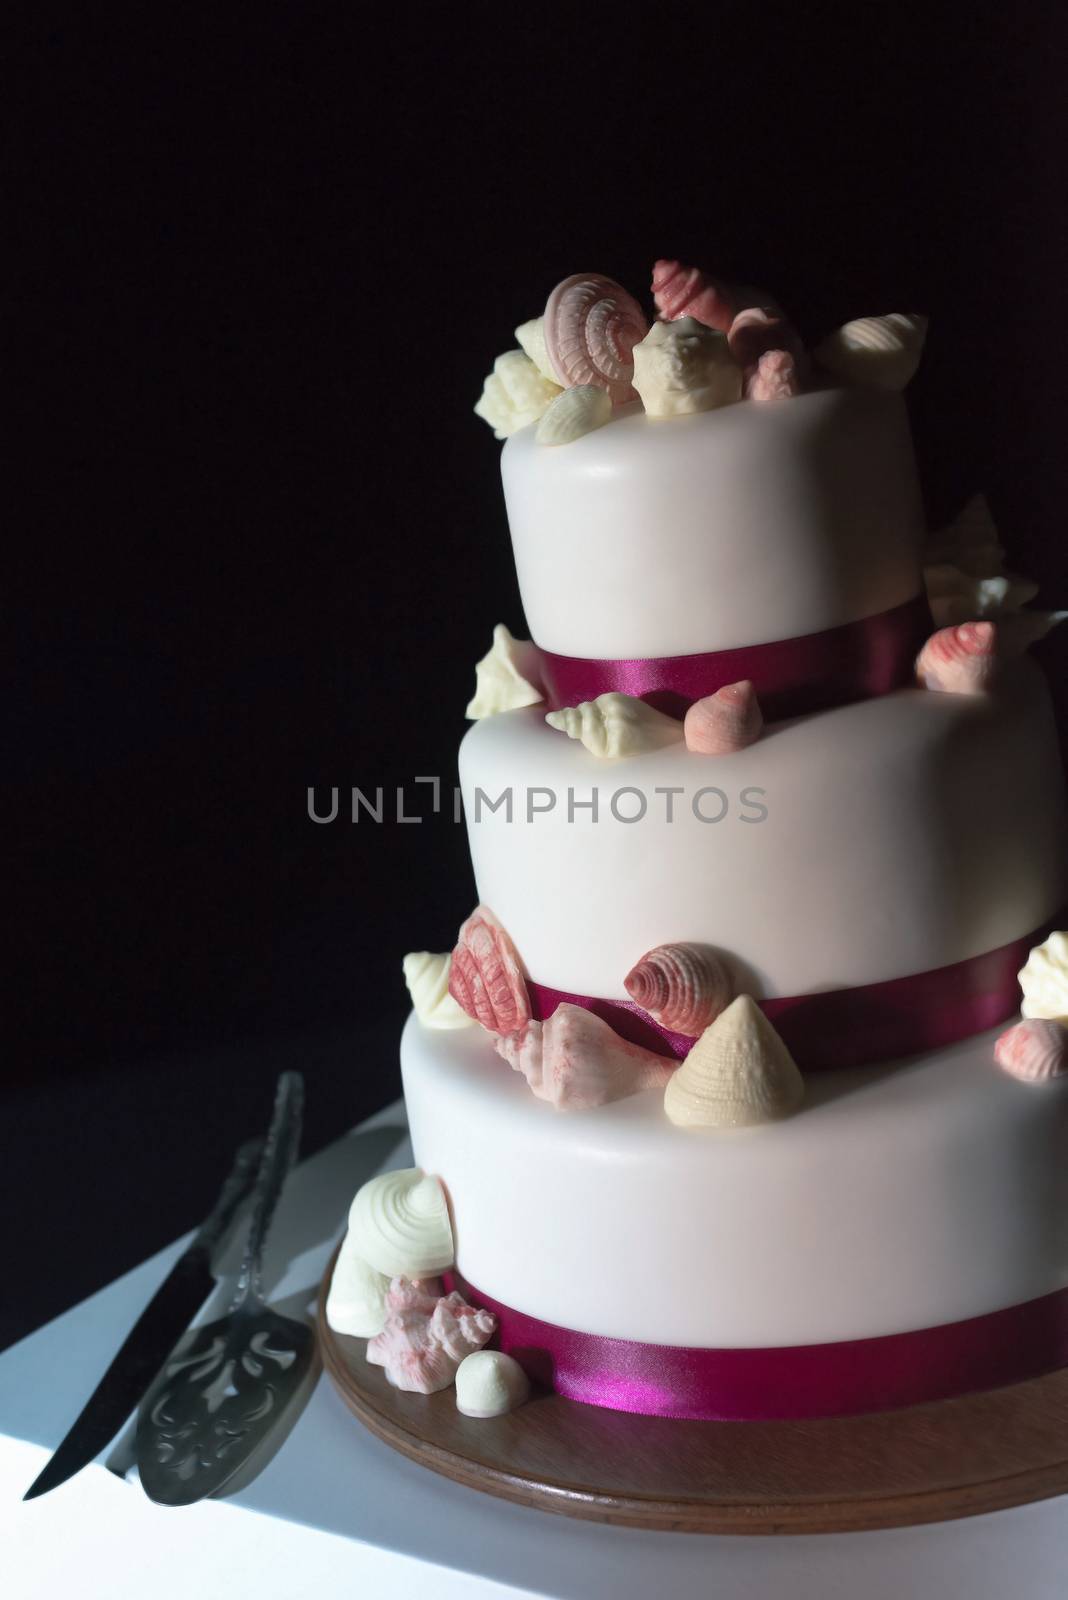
994, 1019, 1068, 1083
683, 680, 763, 754
923, 563, 1040, 628
664, 995, 804, 1129
348, 1167, 455, 1279
624, 943, 734, 1035
495, 1005, 673, 1112
473, 349, 563, 439
1019, 931, 1068, 1023
449, 904, 531, 1035
925, 495, 1005, 577
814, 313, 928, 391
366, 1287, 496, 1394
914, 621, 998, 694
466, 623, 544, 719
631, 317, 744, 418
402, 952, 474, 1030
536, 383, 613, 445
455, 1350, 531, 1417
514, 316, 559, 383
545, 692, 682, 759
325, 1235, 391, 1338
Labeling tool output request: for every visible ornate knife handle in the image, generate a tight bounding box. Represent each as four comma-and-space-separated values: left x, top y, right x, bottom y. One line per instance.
231, 1072, 305, 1312
190, 1138, 265, 1260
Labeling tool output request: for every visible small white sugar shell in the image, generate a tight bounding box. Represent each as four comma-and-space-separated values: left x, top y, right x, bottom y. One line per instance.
348, 1168, 455, 1278
536, 384, 613, 445
402, 952, 473, 1030
473, 350, 563, 439
455, 1350, 531, 1417
325, 1237, 390, 1338
545, 692, 682, 759
664, 996, 804, 1129
1019, 931, 1068, 1023
466, 623, 543, 719
631, 317, 743, 418
814, 313, 927, 391
515, 316, 559, 384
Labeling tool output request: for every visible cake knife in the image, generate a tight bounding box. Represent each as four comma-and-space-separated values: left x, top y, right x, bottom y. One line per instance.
23, 1136, 264, 1501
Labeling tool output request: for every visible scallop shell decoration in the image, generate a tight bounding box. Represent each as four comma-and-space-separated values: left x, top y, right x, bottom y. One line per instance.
747, 348, 801, 401
366, 1286, 496, 1395
449, 904, 531, 1035
473, 349, 563, 439
495, 1005, 673, 1112
402, 952, 474, 1031
545, 692, 682, 759
914, 621, 998, 694
456, 1350, 531, 1418
631, 317, 744, 418
624, 943, 734, 1035
536, 384, 613, 446
994, 1018, 1068, 1083
683, 680, 763, 754
347, 1167, 455, 1279
651, 259, 735, 333
542, 273, 649, 403
1019, 931, 1068, 1023
664, 995, 805, 1129
466, 623, 544, 719
814, 313, 928, 391
325, 1235, 391, 1338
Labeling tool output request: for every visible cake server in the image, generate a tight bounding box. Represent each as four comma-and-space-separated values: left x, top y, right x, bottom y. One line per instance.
135, 1070, 312, 1506
23, 1135, 264, 1501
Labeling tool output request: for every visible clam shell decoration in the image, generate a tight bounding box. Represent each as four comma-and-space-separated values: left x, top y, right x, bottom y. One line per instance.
495, 1005, 673, 1112
683, 680, 763, 754
366, 1287, 496, 1395
536, 383, 613, 446
325, 1236, 391, 1338
456, 1350, 531, 1418
915, 621, 998, 694
631, 317, 743, 418
402, 952, 474, 1030
994, 1019, 1068, 1083
814, 313, 928, 391
466, 623, 544, 719
347, 1167, 455, 1279
651, 258, 735, 333
747, 349, 801, 402
664, 996, 804, 1129
542, 273, 648, 403
624, 943, 734, 1035
449, 904, 530, 1035
545, 692, 682, 759
1019, 931, 1068, 1023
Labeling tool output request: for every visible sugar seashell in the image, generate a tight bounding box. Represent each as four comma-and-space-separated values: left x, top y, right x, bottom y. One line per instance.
348, 1167, 455, 1279
727, 307, 806, 377
746, 348, 801, 402
814, 313, 928, 391
664, 995, 804, 1129
914, 621, 998, 694
325, 1236, 391, 1338
925, 495, 1005, 577
402, 952, 474, 1031
455, 1350, 531, 1418
1019, 931, 1068, 1023
383, 1275, 444, 1315
923, 564, 1040, 629
449, 904, 531, 1034
366, 1288, 496, 1395
624, 943, 734, 1035
542, 273, 648, 403
683, 680, 763, 753
466, 623, 544, 719
495, 1005, 673, 1112
514, 316, 559, 383
545, 692, 683, 758
998, 609, 1068, 655
994, 1019, 1068, 1083
651, 259, 735, 333
535, 384, 613, 446
631, 317, 744, 418
473, 349, 563, 439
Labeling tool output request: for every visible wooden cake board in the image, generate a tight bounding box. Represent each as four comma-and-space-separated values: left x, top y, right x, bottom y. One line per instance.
318, 1248, 1068, 1535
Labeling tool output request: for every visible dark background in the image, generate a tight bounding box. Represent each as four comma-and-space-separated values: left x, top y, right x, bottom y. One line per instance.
6, 6, 1067, 1349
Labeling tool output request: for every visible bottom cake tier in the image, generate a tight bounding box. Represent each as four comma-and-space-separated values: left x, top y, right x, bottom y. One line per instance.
401, 1012, 1068, 1419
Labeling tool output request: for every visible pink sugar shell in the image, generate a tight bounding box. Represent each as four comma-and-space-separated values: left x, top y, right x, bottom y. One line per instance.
915, 621, 998, 695
624, 943, 734, 1035
994, 1019, 1068, 1083
746, 349, 800, 401
449, 905, 531, 1035
542, 273, 648, 403
651, 259, 735, 333
495, 1005, 672, 1112
365, 1288, 496, 1394
683, 680, 764, 753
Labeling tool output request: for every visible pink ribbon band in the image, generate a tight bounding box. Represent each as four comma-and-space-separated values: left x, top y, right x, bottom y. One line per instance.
445, 1270, 1068, 1421
535, 593, 932, 719
527, 922, 1051, 1071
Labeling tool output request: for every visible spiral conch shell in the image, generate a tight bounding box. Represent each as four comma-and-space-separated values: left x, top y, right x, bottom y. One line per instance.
914, 621, 998, 694
402, 952, 473, 1030
746, 348, 801, 402
651, 259, 735, 333
536, 384, 613, 445
545, 692, 683, 758
1018, 932, 1068, 1023
495, 1005, 673, 1112
366, 1283, 496, 1395
814, 313, 928, 391
347, 1168, 455, 1279
466, 623, 544, 719
542, 273, 649, 403
449, 904, 531, 1035
456, 1350, 531, 1417
624, 943, 734, 1035
664, 996, 804, 1129
325, 1235, 391, 1338
473, 349, 563, 439
631, 317, 744, 418
994, 1019, 1068, 1084
683, 680, 763, 754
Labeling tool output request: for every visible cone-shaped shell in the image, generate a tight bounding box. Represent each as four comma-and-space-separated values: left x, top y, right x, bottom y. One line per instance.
1019, 931, 1068, 1023
545, 692, 682, 758
348, 1167, 455, 1278
814, 313, 928, 391
994, 1019, 1068, 1083
325, 1236, 391, 1338
727, 307, 807, 377
456, 1350, 531, 1417
915, 621, 998, 694
651, 259, 735, 332
536, 383, 613, 445
683, 680, 763, 754
624, 943, 734, 1034
664, 996, 804, 1129
747, 348, 800, 401
402, 952, 473, 1030
495, 1005, 673, 1112
924, 494, 1004, 577
466, 624, 543, 720
542, 273, 648, 402
449, 904, 530, 1034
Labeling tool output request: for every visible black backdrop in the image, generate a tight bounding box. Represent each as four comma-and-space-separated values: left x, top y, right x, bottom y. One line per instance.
7, 6, 1067, 1348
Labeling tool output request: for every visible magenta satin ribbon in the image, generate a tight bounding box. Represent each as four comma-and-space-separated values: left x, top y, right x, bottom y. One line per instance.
535, 593, 931, 719
445, 1270, 1068, 1420
527, 924, 1049, 1072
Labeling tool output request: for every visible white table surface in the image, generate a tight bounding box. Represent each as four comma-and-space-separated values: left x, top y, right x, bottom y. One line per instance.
3, 1099, 1067, 1600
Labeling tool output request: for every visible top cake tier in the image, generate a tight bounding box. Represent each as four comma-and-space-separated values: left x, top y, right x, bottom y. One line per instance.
501, 385, 925, 661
